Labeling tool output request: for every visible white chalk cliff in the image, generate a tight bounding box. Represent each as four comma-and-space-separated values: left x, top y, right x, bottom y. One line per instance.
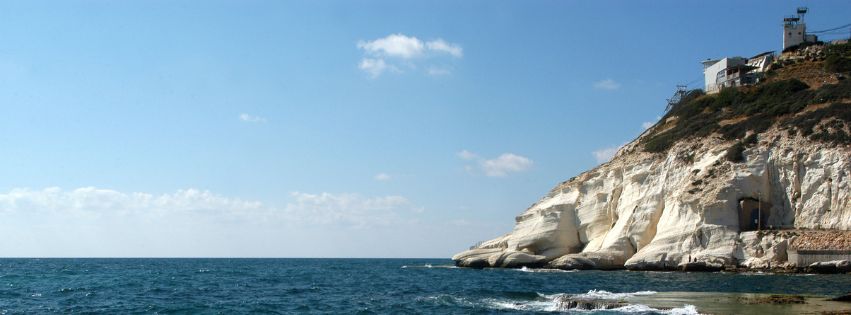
453, 121, 850, 270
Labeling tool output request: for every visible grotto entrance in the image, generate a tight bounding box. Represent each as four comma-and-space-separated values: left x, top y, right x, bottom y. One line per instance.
738, 197, 770, 231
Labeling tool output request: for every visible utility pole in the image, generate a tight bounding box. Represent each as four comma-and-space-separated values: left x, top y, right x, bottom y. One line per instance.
758, 191, 762, 232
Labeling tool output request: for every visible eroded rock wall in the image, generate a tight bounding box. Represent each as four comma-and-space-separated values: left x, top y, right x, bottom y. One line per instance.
452, 127, 850, 269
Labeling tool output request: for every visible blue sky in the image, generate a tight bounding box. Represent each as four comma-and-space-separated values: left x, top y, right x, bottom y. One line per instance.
1, 1, 849, 257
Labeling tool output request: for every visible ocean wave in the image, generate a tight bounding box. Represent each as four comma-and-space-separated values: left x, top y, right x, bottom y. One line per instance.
481, 297, 557, 312
606, 304, 699, 314
484, 293, 697, 314
421, 290, 693, 314
571, 289, 658, 300
517, 266, 576, 273
401, 264, 457, 269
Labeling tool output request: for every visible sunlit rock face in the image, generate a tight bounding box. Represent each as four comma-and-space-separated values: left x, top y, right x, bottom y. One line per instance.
453, 127, 850, 269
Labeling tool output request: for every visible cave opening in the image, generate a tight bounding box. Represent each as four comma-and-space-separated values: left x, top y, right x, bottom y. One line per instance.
738, 197, 770, 231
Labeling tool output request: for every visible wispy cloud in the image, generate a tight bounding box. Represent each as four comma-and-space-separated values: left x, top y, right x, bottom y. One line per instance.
356, 33, 462, 78
592, 145, 623, 163
425, 39, 463, 58
358, 34, 426, 59
0, 187, 420, 229
286, 191, 418, 227
593, 78, 621, 91
427, 67, 452, 76
482, 153, 533, 177
374, 173, 391, 181
239, 113, 267, 123
457, 150, 478, 160
457, 150, 533, 177
359, 58, 392, 78
641, 116, 661, 130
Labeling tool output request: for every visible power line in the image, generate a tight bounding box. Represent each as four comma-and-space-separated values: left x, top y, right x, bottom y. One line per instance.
684, 77, 702, 87
809, 22, 851, 34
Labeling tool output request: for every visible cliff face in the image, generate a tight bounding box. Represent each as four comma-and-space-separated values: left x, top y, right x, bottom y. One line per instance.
453, 50, 851, 269
453, 126, 850, 270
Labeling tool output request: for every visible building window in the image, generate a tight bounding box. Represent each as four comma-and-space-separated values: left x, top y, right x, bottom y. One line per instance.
788, 32, 792, 35
798, 32, 802, 35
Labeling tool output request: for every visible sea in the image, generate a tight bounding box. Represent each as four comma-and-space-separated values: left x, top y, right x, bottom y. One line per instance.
1, 258, 850, 314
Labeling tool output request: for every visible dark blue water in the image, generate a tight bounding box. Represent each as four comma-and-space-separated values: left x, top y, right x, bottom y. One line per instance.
1, 258, 849, 314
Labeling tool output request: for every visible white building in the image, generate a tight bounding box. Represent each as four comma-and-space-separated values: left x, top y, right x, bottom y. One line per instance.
701, 52, 774, 94
702, 57, 747, 94
747, 51, 775, 73
783, 7, 818, 50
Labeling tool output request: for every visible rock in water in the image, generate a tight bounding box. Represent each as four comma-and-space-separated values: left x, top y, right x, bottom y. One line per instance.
808, 260, 851, 274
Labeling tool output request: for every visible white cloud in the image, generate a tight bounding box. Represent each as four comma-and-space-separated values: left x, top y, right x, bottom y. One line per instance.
239, 113, 266, 123
426, 39, 463, 58
358, 58, 390, 78
0, 187, 418, 229
427, 67, 452, 76
0, 187, 505, 258
374, 173, 391, 181
592, 145, 622, 163
358, 34, 425, 59
457, 150, 533, 177
285, 192, 416, 228
593, 78, 621, 91
356, 34, 462, 77
641, 116, 661, 130
482, 153, 534, 177
457, 149, 478, 160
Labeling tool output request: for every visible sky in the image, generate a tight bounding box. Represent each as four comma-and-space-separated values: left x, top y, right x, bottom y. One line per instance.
1, 1, 850, 258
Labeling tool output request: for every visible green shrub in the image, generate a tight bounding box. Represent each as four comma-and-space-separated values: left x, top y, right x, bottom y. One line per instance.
783, 103, 851, 144
643, 74, 851, 153
812, 80, 851, 104
825, 55, 851, 73
824, 43, 851, 73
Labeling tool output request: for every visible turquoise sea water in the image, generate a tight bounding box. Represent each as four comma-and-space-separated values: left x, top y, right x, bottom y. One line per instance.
1, 258, 849, 314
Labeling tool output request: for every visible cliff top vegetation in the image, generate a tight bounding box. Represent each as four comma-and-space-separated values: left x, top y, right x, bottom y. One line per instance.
642, 43, 851, 154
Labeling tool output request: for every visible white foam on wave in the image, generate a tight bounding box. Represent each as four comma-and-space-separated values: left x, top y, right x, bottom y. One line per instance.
401, 264, 457, 269
517, 266, 575, 273
483, 294, 698, 314
572, 289, 658, 300
610, 304, 700, 315
481, 298, 558, 312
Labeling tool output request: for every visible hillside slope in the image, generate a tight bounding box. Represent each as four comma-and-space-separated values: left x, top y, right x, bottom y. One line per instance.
453, 44, 851, 270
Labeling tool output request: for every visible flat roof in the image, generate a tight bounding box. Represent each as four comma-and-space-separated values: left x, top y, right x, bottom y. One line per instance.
750, 51, 775, 59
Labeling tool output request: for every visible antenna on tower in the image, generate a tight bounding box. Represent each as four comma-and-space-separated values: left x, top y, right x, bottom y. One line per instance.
797, 7, 808, 22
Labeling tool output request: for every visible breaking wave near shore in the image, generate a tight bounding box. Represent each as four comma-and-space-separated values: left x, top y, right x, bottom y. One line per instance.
420, 290, 698, 314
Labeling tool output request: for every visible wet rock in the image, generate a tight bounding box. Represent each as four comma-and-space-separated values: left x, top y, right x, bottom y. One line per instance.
737, 294, 806, 304
808, 260, 851, 274
830, 293, 851, 302
553, 296, 628, 311
678, 261, 724, 272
